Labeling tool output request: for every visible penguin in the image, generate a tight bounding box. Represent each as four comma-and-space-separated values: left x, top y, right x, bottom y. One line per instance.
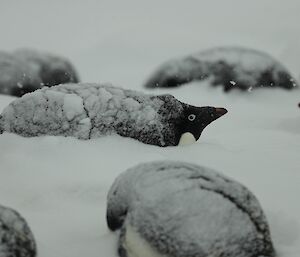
106, 161, 275, 257
0, 204, 37, 257
144, 46, 298, 92
0, 49, 79, 97
0, 83, 227, 147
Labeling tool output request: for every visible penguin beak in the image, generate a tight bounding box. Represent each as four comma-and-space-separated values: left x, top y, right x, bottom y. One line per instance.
214, 107, 228, 119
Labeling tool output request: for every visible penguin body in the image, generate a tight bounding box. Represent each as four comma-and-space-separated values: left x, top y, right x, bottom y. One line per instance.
0, 205, 36, 257
0, 49, 79, 97
0, 83, 227, 146
145, 46, 298, 92
106, 161, 275, 257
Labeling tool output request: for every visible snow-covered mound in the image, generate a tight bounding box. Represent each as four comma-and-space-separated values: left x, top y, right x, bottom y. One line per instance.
0, 205, 36, 257
0, 49, 79, 97
144, 47, 298, 92
0, 83, 227, 146
107, 161, 275, 257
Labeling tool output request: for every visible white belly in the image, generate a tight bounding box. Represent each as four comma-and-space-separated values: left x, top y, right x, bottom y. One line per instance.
123, 223, 168, 257
178, 132, 196, 146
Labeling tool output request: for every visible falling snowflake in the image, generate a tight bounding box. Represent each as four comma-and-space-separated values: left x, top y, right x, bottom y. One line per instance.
17, 82, 23, 88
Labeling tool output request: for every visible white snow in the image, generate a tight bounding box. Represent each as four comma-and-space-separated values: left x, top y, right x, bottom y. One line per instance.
0, 1, 300, 257
63, 94, 85, 121
196, 47, 276, 72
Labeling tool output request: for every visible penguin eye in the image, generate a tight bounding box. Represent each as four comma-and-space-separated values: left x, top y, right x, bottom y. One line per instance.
188, 114, 196, 121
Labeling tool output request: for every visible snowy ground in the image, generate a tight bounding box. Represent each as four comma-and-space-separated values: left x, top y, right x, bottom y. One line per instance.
0, 1, 300, 257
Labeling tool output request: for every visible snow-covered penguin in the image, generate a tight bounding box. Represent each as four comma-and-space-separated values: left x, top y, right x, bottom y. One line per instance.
0, 205, 37, 257
145, 46, 298, 92
0, 83, 227, 146
106, 161, 275, 257
0, 49, 79, 97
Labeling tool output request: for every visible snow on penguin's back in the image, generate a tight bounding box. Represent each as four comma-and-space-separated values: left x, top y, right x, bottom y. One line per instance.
0, 83, 227, 146
0, 205, 37, 257
106, 161, 275, 257
0, 49, 79, 97
144, 46, 298, 92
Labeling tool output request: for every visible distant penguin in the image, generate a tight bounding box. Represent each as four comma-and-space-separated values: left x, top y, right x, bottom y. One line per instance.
0, 83, 227, 146
0, 49, 79, 97
0, 205, 36, 257
106, 161, 275, 257
144, 46, 298, 92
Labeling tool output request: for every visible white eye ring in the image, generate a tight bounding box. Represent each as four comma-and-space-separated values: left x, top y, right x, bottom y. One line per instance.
188, 114, 196, 121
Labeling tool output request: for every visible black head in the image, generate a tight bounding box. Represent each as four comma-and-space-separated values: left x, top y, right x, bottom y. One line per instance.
40, 61, 79, 87
10, 83, 40, 97
40, 68, 73, 87
176, 105, 227, 145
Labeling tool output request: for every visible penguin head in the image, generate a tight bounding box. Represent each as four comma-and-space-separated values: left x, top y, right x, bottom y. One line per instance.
40, 67, 77, 87
10, 83, 40, 97
177, 105, 227, 145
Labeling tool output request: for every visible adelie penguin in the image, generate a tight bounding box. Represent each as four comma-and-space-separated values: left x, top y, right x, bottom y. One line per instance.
106, 161, 275, 257
0, 83, 227, 146
0, 204, 37, 257
0, 48, 79, 97
144, 46, 298, 92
